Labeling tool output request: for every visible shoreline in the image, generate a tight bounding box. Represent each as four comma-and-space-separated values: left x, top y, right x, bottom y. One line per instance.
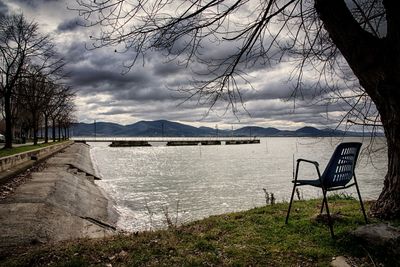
0, 142, 118, 254
88, 143, 121, 232
0, 199, 384, 266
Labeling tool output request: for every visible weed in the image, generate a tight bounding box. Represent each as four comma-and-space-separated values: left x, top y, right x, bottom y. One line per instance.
162, 200, 180, 229
0, 199, 384, 266
296, 188, 304, 200
144, 200, 154, 230
270, 193, 275, 205
262, 188, 270, 204
328, 192, 356, 201
263, 188, 276, 205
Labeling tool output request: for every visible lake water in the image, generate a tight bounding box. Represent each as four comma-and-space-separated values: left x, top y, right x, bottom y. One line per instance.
89, 137, 387, 232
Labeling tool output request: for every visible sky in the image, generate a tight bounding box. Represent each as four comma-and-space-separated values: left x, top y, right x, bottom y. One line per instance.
1, 0, 356, 130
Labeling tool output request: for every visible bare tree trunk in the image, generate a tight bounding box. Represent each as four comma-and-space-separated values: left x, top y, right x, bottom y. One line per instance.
3, 92, 13, 149
44, 114, 49, 143
52, 118, 56, 143
33, 125, 38, 145
370, 82, 400, 218
32, 113, 38, 145
58, 120, 61, 142
371, 134, 400, 218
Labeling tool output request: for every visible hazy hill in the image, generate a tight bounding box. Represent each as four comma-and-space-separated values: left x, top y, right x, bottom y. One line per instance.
71, 120, 369, 137
119, 120, 214, 137
72, 122, 125, 136
232, 126, 280, 136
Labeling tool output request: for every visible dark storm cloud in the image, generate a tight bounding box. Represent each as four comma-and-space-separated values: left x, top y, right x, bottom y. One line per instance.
243, 83, 329, 102
245, 99, 347, 124
63, 41, 89, 63
0, 0, 8, 17
12, 0, 60, 8
244, 84, 294, 101
62, 40, 124, 67
62, 42, 193, 103
153, 62, 185, 76
99, 108, 133, 116
57, 18, 85, 32
127, 102, 209, 121
68, 65, 151, 89
67, 59, 184, 103
115, 87, 182, 102
94, 98, 204, 121
63, 35, 289, 113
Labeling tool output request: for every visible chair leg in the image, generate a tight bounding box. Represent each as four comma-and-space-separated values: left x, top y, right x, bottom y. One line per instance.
322, 189, 334, 238
320, 197, 325, 214
285, 184, 297, 224
354, 178, 368, 224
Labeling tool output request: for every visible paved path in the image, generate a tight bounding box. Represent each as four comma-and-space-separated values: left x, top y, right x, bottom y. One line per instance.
0, 143, 117, 252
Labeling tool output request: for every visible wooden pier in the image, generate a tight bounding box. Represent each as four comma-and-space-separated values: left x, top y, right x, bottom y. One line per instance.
71, 137, 261, 147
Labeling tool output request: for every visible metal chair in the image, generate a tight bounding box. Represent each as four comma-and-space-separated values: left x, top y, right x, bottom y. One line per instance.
285, 142, 368, 237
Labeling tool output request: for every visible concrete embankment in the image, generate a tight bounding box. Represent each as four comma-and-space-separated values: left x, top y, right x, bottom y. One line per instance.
0, 141, 74, 184
0, 143, 118, 252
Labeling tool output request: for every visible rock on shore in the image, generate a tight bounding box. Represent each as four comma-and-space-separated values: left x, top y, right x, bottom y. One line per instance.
0, 143, 118, 252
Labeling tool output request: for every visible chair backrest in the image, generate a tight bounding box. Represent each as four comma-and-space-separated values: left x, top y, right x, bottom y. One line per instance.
321, 142, 362, 188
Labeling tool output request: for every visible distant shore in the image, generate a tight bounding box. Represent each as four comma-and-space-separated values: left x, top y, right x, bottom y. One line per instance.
72, 120, 384, 137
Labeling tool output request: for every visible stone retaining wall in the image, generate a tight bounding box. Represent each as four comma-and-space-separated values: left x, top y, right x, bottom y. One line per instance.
0, 141, 73, 173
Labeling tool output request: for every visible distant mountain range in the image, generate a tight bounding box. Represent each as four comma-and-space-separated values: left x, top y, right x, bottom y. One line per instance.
71, 120, 374, 137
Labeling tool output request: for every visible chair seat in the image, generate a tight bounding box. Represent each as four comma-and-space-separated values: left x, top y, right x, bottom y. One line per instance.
286, 142, 367, 238
293, 179, 321, 187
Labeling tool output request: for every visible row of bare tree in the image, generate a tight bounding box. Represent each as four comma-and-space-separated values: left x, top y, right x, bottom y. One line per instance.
0, 14, 75, 148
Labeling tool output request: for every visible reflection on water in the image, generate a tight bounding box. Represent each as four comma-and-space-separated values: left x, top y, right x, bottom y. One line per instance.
90, 137, 387, 232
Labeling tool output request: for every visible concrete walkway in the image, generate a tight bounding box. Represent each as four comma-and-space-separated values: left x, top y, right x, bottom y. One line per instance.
0, 143, 117, 251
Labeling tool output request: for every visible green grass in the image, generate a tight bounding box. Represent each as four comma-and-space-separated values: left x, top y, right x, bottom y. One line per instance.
0, 198, 383, 266
0, 141, 67, 158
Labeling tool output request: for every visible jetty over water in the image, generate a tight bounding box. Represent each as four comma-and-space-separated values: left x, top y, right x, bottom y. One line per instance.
71, 137, 261, 147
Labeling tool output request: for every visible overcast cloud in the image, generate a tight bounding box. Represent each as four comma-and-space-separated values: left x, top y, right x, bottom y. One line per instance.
2, 0, 356, 130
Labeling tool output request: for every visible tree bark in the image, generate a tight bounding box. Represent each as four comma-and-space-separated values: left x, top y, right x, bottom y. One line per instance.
3, 91, 13, 149
33, 125, 38, 145
369, 0, 400, 218
58, 120, 61, 142
32, 113, 38, 145
371, 107, 400, 218
52, 118, 56, 143
369, 70, 400, 218
315, 0, 400, 218
44, 114, 49, 143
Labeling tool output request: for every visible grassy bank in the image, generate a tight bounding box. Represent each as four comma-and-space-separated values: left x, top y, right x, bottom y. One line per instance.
0, 141, 67, 158
1, 197, 390, 266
